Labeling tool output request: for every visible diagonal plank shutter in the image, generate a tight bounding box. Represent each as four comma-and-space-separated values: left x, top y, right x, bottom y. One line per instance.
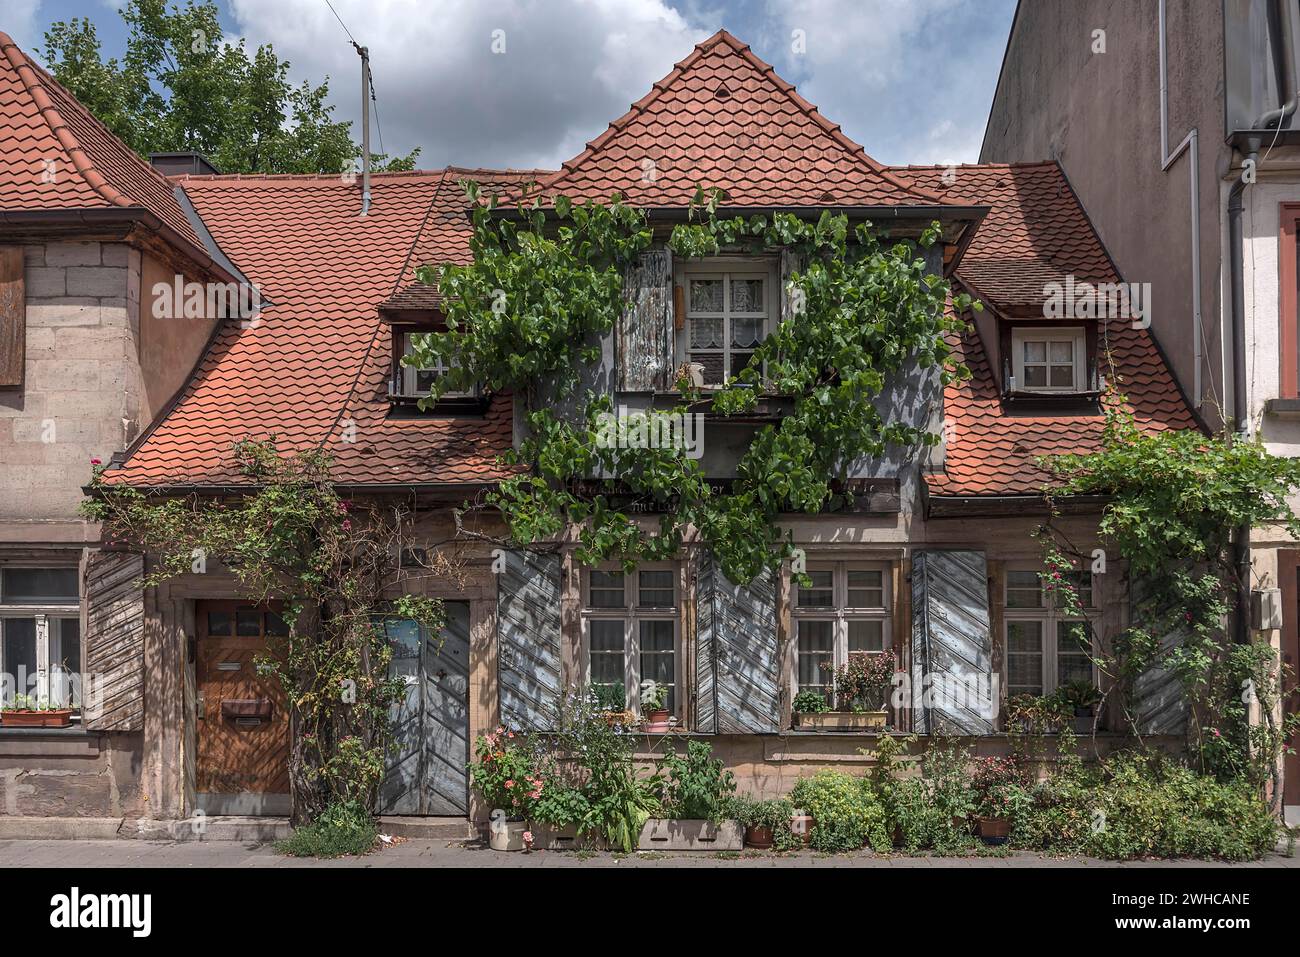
497, 549, 563, 731
695, 552, 781, 733
0, 246, 23, 388
1129, 579, 1189, 735
82, 550, 146, 731
779, 247, 805, 327
911, 550, 996, 735
617, 247, 673, 392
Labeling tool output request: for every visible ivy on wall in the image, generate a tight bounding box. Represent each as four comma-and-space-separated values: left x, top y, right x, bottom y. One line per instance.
409, 185, 976, 582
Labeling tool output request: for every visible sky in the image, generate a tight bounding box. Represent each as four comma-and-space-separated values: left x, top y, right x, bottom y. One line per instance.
5, 0, 1019, 170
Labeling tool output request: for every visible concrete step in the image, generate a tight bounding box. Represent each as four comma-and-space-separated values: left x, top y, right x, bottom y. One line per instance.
377, 816, 473, 840
133, 816, 292, 842
0, 816, 127, 840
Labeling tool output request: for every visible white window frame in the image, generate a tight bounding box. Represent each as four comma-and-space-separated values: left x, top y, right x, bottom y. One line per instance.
0, 566, 82, 711
398, 330, 475, 398
791, 561, 892, 703
1010, 327, 1086, 393
675, 260, 777, 387
1003, 565, 1097, 700
581, 563, 681, 718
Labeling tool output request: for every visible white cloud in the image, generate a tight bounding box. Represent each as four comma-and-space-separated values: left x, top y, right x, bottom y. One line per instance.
228, 0, 711, 169
5, 0, 44, 50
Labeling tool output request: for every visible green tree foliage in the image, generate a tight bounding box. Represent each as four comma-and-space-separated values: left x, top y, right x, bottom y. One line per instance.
42, 0, 419, 174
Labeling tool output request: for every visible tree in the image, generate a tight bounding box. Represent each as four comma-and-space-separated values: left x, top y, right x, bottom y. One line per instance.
42, 0, 419, 175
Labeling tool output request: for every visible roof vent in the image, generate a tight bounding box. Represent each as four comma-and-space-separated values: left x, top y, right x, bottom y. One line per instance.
819, 191, 836, 203
714, 83, 732, 99
148, 152, 221, 177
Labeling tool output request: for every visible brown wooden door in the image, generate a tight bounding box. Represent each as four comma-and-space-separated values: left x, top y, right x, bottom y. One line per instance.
196, 602, 290, 813
1284, 557, 1300, 821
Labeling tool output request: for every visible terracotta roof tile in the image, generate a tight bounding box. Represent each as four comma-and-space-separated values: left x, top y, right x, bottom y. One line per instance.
0, 32, 204, 251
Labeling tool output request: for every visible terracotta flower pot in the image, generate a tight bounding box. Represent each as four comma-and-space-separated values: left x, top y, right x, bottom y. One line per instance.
643, 709, 672, 733
975, 816, 1010, 845
744, 825, 774, 849
1, 709, 72, 728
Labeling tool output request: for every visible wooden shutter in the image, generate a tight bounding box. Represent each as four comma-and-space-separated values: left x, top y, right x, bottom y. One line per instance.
617, 247, 673, 392
497, 549, 563, 731
695, 552, 781, 733
1129, 579, 1189, 735
0, 246, 23, 388
82, 551, 146, 731
779, 247, 805, 326
911, 550, 997, 735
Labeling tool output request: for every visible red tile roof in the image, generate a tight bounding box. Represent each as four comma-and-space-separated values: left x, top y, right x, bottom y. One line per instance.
0, 32, 205, 254
894, 163, 1199, 498
102, 169, 541, 488
538, 30, 952, 209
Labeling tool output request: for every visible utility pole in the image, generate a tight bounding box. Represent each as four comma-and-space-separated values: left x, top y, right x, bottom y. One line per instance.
356, 42, 371, 217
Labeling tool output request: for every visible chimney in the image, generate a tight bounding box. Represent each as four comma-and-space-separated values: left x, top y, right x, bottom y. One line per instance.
148, 152, 221, 177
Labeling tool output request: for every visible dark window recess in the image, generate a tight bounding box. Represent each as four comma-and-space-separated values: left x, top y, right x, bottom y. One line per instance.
388, 328, 487, 413
207, 610, 233, 636
1, 567, 79, 604
265, 611, 290, 636
236, 608, 262, 636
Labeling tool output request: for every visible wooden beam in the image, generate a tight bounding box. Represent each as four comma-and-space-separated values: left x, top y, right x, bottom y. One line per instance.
0, 246, 24, 388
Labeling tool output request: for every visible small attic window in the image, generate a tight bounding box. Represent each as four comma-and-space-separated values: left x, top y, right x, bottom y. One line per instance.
713, 82, 732, 99
1009, 327, 1087, 393
389, 328, 484, 413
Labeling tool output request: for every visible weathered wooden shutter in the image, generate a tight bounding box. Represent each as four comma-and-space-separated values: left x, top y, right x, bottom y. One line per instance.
779, 248, 805, 326
497, 549, 563, 731
617, 247, 673, 392
911, 550, 997, 735
1129, 580, 1189, 735
82, 551, 145, 731
695, 552, 781, 733
0, 246, 24, 388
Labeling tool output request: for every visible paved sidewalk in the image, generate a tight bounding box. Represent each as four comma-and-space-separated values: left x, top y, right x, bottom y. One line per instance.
0, 838, 1296, 867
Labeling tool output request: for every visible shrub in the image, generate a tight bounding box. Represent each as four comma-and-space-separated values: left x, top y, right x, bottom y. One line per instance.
276, 799, 376, 858
793, 690, 830, 714
651, 739, 736, 821
469, 726, 545, 820
790, 770, 889, 852
728, 795, 794, 831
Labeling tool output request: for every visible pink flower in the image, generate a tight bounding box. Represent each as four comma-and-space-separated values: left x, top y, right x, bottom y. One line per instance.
90, 458, 102, 466
505, 779, 515, 789
341, 520, 352, 531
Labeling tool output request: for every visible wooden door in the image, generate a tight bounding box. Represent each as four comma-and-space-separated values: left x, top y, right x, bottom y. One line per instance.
1283, 557, 1300, 822
379, 602, 470, 815
196, 602, 290, 814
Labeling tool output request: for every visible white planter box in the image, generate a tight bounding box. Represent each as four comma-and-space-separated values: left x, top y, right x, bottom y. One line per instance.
637, 818, 743, 851
488, 820, 528, 851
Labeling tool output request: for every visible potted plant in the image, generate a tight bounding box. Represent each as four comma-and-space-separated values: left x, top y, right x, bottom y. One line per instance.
1, 694, 73, 728
642, 739, 743, 850
1057, 680, 1103, 733
970, 756, 1030, 845
592, 682, 636, 729
731, 796, 794, 849
469, 726, 543, 850
793, 689, 831, 728
793, 652, 895, 730
640, 679, 672, 733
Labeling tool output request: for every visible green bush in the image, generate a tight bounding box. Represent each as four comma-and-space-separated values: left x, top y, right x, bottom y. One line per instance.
790, 770, 889, 852
276, 800, 377, 858
651, 739, 736, 822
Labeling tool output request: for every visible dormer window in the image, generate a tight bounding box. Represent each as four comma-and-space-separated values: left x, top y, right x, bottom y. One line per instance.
1010, 327, 1086, 393
389, 328, 482, 411
675, 264, 775, 387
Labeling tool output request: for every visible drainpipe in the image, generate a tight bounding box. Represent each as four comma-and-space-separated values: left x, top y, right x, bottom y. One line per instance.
1159, 0, 1205, 407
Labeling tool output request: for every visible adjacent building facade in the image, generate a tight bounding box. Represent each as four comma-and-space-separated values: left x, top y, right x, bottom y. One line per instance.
0, 28, 1200, 830
981, 0, 1300, 824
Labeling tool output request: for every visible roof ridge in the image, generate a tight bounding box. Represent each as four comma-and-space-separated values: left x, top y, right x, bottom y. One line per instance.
0, 32, 130, 209
893, 160, 1061, 171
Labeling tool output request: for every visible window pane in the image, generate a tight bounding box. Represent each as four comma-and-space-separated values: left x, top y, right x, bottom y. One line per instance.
729, 278, 764, 313
1022, 341, 1046, 363
689, 316, 722, 349
639, 619, 676, 712
1022, 365, 1047, 388
797, 620, 834, 696
797, 570, 834, 608
1049, 341, 1074, 363
1006, 571, 1043, 608
207, 610, 232, 636
638, 570, 674, 608
731, 315, 764, 348
384, 619, 422, 680
693, 353, 725, 385
3, 618, 37, 705
1057, 622, 1094, 687
1, 568, 78, 604
1006, 621, 1043, 697
847, 570, 884, 608
50, 617, 80, 709
236, 608, 262, 637
848, 619, 884, 653
729, 351, 755, 380
265, 611, 290, 636
1053, 572, 1092, 609
1049, 365, 1075, 388
589, 620, 625, 687
588, 570, 626, 608
689, 279, 723, 312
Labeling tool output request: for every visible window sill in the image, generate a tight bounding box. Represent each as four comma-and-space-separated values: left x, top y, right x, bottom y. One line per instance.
1265, 397, 1300, 419
1002, 390, 1102, 412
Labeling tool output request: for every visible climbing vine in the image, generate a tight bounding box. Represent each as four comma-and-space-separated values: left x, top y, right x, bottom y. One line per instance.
410, 185, 975, 581
1036, 405, 1300, 805
83, 441, 449, 823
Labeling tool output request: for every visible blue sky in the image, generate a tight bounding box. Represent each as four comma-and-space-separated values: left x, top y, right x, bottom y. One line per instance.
6, 0, 1018, 169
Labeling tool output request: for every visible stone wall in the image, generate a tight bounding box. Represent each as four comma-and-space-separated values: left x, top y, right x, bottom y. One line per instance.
0, 731, 144, 819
